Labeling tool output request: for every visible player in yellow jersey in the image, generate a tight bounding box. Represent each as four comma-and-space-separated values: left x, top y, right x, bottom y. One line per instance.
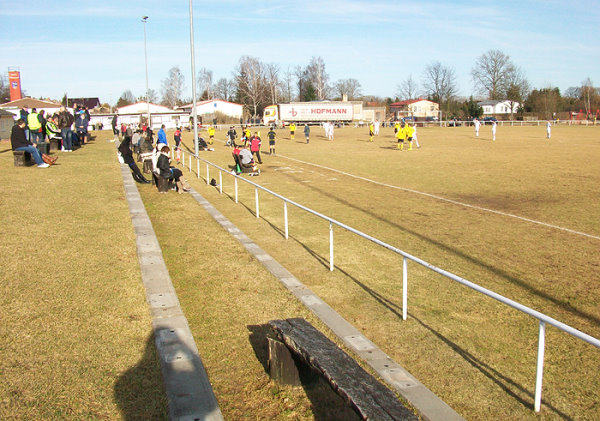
289, 122, 296, 140
406, 123, 415, 150
208, 126, 216, 145
369, 122, 374, 142
396, 122, 406, 150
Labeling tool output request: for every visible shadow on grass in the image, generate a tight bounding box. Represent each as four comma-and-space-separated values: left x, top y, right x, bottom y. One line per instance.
280, 171, 600, 328
335, 270, 572, 420
247, 324, 361, 421
114, 332, 168, 420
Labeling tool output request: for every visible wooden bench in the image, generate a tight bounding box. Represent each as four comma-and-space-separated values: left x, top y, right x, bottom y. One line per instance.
155, 175, 172, 193
268, 318, 417, 421
49, 138, 61, 151
13, 150, 33, 167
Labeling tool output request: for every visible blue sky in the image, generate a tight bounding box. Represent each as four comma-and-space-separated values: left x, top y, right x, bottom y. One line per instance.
2, 0, 599, 105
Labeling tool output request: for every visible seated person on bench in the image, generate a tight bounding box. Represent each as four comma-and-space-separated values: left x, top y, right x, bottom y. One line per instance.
156, 145, 191, 193
11, 119, 56, 168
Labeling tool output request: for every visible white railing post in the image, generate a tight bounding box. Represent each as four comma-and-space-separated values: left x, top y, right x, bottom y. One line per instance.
403, 257, 408, 321
189, 155, 192, 172
534, 321, 546, 412
255, 187, 260, 218
196, 157, 199, 179
219, 171, 222, 194
329, 222, 334, 271
206, 163, 209, 184
284, 201, 289, 239
234, 177, 238, 203
181, 150, 185, 166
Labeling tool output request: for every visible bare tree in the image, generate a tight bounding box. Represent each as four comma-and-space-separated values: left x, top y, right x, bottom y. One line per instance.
264, 62, 280, 105
235, 55, 266, 117
279, 67, 294, 103
294, 65, 306, 101
422, 61, 458, 115
160, 66, 185, 108
305, 56, 330, 100
581, 78, 594, 116
505, 66, 530, 119
333, 78, 362, 100
396, 74, 420, 100
197, 67, 214, 100
214, 77, 235, 102
471, 49, 517, 100
139, 88, 158, 104
116, 89, 136, 108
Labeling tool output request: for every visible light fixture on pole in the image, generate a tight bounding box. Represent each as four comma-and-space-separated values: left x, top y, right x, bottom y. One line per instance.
188, 0, 199, 156
142, 16, 150, 128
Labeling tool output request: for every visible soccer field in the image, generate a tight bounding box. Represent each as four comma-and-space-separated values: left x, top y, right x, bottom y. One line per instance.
179, 124, 600, 420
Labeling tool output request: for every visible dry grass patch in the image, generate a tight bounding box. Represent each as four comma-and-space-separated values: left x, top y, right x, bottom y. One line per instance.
0, 134, 166, 420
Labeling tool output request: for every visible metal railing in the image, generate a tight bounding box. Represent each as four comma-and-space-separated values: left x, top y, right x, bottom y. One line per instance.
181, 152, 600, 413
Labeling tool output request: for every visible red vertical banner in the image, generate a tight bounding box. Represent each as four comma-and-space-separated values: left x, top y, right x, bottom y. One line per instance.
8, 71, 22, 101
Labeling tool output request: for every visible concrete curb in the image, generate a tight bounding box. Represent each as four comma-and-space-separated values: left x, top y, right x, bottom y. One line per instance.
120, 166, 224, 421
188, 185, 465, 421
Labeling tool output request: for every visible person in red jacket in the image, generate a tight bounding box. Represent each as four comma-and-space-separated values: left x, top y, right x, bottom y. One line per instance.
249, 131, 263, 164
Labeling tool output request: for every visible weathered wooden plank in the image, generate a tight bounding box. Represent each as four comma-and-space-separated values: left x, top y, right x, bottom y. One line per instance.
269, 318, 418, 421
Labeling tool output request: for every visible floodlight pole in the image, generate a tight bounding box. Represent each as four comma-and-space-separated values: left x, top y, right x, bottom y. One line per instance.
189, 0, 199, 156
142, 16, 150, 128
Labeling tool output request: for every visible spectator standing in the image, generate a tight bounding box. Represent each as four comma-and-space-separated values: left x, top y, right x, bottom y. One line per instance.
304, 124, 310, 144
111, 115, 118, 141
157, 124, 168, 146
38, 110, 47, 141
19, 106, 29, 140
27, 108, 43, 145
58, 106, 74, 152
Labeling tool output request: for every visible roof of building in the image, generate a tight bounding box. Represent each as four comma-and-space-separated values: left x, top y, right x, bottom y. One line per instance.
477, 100, 502, 106
67, 97, 101, 109
0, 109, 15, 117
178, 99, 243, 109
0, 97, 62, 109
390, 98, 438, 107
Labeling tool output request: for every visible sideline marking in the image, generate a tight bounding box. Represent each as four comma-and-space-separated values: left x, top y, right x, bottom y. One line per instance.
278, 154, 600, 241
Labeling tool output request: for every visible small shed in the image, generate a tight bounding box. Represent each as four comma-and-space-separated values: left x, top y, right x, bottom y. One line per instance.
0, 109, 15, 140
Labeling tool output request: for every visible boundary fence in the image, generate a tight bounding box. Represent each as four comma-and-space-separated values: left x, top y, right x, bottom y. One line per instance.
175, 149, 600, 413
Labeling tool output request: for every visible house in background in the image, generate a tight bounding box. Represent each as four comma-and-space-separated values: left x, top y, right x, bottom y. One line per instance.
67, 97, 101, 110
0, 97, 63, 119
389, 99, 439, 120
478, 100, 520, 116
178, 99, 244, 123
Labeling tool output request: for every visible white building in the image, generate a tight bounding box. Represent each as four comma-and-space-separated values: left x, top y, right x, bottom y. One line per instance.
178, 99, 244, 121
114, 102, 187, 129
478, 100, 520, 115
